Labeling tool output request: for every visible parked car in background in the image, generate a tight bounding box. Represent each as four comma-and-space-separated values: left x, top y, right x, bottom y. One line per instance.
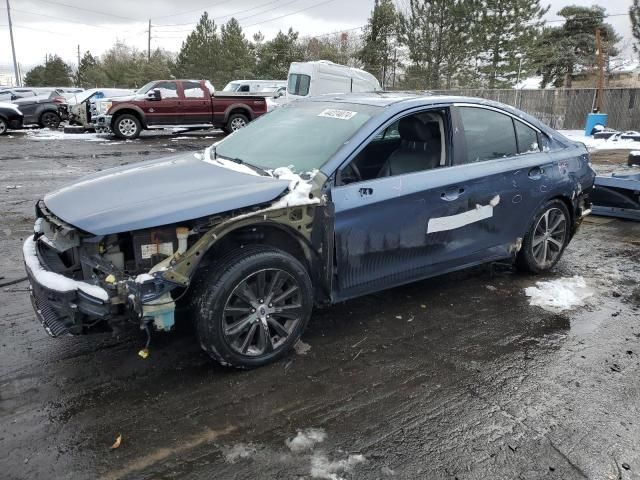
23, 93, 594, 368
0, 88, 39, 101
11, 90, 68, 129
91, 79, 268, 138
67, 88, 134, 130
222, 79, 286, 94
287, 60, 382, 100
0, 102, 23, 134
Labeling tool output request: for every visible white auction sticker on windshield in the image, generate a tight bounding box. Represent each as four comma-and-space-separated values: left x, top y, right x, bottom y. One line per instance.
318, 109, 358, 120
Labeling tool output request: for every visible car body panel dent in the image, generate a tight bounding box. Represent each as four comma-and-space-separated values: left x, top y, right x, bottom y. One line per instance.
43, 153, 290, 235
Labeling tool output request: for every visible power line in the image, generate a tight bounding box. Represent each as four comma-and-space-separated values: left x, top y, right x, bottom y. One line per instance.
10, 7, 123, 30
28, 0, 140, 22
241, 0, 339, 29
152, 0, 234, 21
155, 0, 284, 28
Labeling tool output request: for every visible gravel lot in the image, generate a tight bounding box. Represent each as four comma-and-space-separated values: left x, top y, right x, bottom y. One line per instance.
1, 129, 639, 480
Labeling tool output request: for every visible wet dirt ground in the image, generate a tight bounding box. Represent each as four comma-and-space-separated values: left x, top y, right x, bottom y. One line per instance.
1, 130, 639, 480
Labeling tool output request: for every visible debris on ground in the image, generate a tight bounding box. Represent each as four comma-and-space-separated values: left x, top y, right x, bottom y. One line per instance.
110, 434, 122, 450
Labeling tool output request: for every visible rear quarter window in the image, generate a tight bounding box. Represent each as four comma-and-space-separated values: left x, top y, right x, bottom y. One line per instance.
458, 107, 518, 164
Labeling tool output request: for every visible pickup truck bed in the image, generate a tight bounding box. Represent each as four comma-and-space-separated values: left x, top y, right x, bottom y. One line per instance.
91, 79, 268, 139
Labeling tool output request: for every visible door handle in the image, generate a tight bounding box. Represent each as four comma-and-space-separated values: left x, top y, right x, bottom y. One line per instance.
440, 186, 465, 201
528, 166, 544, 179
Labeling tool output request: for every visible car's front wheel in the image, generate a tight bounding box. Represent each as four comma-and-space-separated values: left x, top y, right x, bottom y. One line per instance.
113, 114, 141, 139
0, 117, 7, 135
39, 111, 60, 129
195, 246, 313, 368
517, 199, 571, 273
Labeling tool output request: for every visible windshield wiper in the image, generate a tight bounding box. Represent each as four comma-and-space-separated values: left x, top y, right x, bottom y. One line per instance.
217, 154, 272, 177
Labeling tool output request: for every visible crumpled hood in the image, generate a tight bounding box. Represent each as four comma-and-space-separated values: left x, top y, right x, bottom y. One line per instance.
44, 153, 290, 235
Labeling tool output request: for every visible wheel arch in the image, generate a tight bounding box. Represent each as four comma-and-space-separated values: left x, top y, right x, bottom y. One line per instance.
110, 107, 146, 128
192, 221, 326, 303
224, 104, 252, 123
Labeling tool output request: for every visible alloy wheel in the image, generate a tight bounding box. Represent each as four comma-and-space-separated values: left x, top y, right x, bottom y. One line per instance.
222, 268, 303, 357
118, 118, 138, 137
531, 207, 567, 267
230, 117, 246, 131
0, 119, 7, 135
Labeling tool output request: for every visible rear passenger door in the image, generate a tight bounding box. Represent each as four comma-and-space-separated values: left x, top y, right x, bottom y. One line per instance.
452, 104, 553, 254
180, 80, 213, 125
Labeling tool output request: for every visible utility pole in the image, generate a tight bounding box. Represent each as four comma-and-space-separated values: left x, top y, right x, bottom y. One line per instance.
77, 44, 81, 87
5, 0, 20, 87
147, 19, 151, 61
594, 28, 605, 113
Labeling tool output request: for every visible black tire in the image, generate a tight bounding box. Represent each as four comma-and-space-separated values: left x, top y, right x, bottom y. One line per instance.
223, 113, 249, 134
194, 245, 313, 369
517, 199, 571, 274
113, 114, 141, 139
0, 117, 7, 135
39, 111, 60, 129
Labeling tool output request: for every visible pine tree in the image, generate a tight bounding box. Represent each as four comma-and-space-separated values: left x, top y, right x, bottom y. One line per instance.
173, 12, 220, 86
476, 0, 548, 88
255, 28, 304, 79
631, 0, 640, 55
399, 0, 479, 89
358, 0, 399, 87
76, 51, 99, 87
101, 42, 147, 87
533, 6, 620, 88
24, 55, 73, 86
219, 18, 255, 86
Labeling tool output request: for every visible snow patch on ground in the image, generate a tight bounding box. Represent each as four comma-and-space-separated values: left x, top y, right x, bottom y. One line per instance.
560, 130, 640, 151
223, 443, 257, 464
286, 428, 327, 453
310, 453, 366, 480
26, 130, 108, 142
294, 339, 311, 355
524, 276, 594, 312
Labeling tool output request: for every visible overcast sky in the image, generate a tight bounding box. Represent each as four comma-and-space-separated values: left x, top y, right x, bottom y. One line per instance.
0, 0, 635, 72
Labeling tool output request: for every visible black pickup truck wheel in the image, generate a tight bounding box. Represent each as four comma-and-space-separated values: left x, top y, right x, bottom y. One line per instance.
224, 113, 248, 134
113, 114, 142, 139
195, 245, 313, 368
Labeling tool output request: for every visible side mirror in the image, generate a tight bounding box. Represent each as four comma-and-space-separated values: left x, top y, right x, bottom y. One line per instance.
146, 89, 161, 101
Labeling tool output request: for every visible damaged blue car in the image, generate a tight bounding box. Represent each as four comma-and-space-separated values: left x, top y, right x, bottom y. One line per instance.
23, 93, 595, 368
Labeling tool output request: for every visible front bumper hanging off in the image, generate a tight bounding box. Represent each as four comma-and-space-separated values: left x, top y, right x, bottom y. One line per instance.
23, 237, 111, 336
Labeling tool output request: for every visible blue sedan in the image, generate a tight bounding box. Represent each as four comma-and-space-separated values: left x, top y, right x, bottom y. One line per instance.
24, 93, 595, 368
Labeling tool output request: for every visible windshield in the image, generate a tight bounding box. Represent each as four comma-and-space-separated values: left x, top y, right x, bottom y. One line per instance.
288, 74, 311, 96
136, 81, 156, 94
215, 102, 378, 173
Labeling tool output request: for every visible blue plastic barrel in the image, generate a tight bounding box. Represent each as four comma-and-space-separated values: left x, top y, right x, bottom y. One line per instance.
584, 113, 608, 136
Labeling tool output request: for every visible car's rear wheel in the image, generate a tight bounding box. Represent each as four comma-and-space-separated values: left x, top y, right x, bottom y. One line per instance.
113, 114, 141, 139
0, 117, 7, 135
39, 111, 60, 129
195, 245, 313, 368
224, 113, 248, 134
517, 199, 570, 273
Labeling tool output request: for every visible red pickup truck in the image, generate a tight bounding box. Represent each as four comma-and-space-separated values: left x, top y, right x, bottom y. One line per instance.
91, 79, 268, 139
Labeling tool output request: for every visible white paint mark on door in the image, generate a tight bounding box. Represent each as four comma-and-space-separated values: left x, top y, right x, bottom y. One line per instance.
427, 195, 500, 233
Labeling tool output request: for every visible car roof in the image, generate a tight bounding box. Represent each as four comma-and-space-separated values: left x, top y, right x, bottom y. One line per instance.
305, 91, 516, 108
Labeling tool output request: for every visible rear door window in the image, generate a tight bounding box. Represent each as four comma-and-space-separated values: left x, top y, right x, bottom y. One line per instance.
458, 107, 518, 164
182, 81, 205, 98
288, 74, 311, 96
515, 120, 540, 154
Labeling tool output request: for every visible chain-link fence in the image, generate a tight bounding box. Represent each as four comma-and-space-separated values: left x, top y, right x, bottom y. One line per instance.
430, 88, 640, 131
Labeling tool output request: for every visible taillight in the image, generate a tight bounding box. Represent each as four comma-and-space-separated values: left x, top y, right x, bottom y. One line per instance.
52, 96, 66, 104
